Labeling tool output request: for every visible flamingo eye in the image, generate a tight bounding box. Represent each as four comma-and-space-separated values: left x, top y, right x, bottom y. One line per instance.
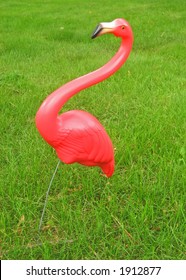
121, 26, 125, 30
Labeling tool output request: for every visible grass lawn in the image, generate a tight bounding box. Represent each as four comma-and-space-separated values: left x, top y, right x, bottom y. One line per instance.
0, 0, 185, 259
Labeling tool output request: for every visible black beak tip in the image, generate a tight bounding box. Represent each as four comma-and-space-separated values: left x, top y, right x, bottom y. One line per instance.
91, 24, 102, 39
91, 33, 96, 39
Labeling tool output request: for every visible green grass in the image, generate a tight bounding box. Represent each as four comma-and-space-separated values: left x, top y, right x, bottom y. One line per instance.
0, 0, 185, 259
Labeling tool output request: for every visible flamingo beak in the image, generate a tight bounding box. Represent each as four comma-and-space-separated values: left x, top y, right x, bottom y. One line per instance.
91, 22, 113, 39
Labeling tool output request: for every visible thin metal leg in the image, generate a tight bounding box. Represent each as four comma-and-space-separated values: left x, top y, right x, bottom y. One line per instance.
38, 160, 61, 232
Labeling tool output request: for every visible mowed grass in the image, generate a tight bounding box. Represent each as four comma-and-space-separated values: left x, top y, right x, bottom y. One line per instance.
0, 0, 185, 259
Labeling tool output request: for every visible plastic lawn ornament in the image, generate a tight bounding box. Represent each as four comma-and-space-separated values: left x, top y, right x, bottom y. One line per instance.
36, 18, 133, 230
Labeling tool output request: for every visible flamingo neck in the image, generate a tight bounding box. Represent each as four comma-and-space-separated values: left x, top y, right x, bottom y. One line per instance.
36, 37, 133, 142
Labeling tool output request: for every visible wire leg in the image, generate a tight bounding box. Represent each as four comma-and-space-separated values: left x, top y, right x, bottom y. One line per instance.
38, 160, 61, 232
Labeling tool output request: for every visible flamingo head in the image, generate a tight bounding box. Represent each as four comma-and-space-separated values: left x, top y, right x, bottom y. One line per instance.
91, 18, 133, 40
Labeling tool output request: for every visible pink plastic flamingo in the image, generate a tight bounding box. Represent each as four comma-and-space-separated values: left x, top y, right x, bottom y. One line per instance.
36, 18, 133, 177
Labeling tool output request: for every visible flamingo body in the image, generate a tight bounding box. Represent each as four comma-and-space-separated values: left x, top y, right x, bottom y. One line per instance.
52, 110, 114, 177
36, 18, 133, 177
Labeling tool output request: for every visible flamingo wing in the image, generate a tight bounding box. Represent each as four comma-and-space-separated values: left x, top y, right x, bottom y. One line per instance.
54, 110, 114, 176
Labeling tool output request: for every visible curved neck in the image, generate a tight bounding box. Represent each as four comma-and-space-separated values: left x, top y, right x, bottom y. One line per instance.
36, 37, 133, 142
